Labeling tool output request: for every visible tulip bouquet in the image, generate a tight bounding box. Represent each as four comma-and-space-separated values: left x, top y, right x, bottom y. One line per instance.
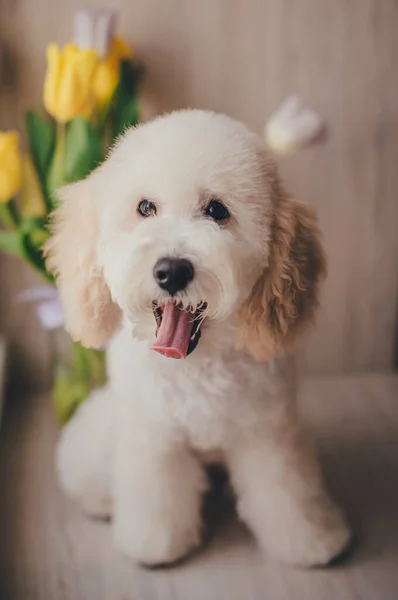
0, 8, 143, 422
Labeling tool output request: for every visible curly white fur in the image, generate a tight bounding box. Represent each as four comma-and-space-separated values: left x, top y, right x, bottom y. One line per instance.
49, 110, 351, 567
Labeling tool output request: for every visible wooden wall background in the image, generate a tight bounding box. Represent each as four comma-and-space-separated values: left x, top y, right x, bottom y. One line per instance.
1, 0, 398, 389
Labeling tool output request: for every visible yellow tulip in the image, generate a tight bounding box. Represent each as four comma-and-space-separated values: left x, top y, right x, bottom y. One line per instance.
112, 37, 133, 61
44, 43, 99, 122
0, 131, 22, 203
93, 55, 119, 109
93, 37, 133, 109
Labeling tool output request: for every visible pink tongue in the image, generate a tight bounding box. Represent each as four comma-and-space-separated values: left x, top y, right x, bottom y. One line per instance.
151, 303, 194, 359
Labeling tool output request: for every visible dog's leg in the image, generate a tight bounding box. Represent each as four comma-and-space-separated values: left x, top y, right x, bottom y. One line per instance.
57, 387, 115, 519
113, 417, 208, 566
226, 404, 352, 567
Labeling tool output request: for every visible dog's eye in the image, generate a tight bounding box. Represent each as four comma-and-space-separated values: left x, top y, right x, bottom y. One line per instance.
205, 200, 230, 223
138, 199, 157, 218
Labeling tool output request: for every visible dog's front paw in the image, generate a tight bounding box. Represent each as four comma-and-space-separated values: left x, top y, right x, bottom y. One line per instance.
113, 512, 203, 567
261, 503, 352, 567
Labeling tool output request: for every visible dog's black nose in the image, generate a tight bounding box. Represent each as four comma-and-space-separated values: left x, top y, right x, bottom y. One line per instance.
153, 258, 194, 294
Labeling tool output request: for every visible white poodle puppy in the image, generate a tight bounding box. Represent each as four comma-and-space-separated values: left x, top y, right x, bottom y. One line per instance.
45, 110, 351, 568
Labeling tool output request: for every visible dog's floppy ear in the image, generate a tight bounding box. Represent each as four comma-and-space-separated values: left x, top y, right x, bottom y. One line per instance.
44, 178, 122, 349
240, 178, 326, 361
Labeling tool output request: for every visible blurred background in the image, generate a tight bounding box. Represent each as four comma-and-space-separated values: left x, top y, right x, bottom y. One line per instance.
1, 0, 397, 394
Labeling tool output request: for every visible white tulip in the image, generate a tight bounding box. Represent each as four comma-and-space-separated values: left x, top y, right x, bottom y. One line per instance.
265, 95, 327, 155
74, 8, 117, 58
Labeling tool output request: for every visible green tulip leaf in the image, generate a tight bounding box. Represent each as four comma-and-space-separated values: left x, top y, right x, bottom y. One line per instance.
46, 118, 104, 205
0, 230, 23, 258
111, 61, 143, 142
64, 117, 105, 183
26, 110, 55, 205
21, 229, 52, 281
0, 224, 51, 281
19, 216, 47, 234
112, 96, 140, 142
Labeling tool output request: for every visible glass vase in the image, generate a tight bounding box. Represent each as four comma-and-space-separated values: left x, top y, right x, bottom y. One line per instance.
50, 326, 106, 424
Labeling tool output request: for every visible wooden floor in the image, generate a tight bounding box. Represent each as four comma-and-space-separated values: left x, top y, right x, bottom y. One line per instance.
1, 373, 398, 600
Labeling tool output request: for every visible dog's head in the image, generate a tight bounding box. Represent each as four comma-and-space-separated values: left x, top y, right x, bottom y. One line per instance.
45, 110, 326, 361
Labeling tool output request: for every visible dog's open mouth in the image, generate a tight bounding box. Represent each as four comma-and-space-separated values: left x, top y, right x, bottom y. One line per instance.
151, 302, 207, 359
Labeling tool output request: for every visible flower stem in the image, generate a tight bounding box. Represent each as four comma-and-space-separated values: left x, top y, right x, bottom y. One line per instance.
56, 121, 66, 187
